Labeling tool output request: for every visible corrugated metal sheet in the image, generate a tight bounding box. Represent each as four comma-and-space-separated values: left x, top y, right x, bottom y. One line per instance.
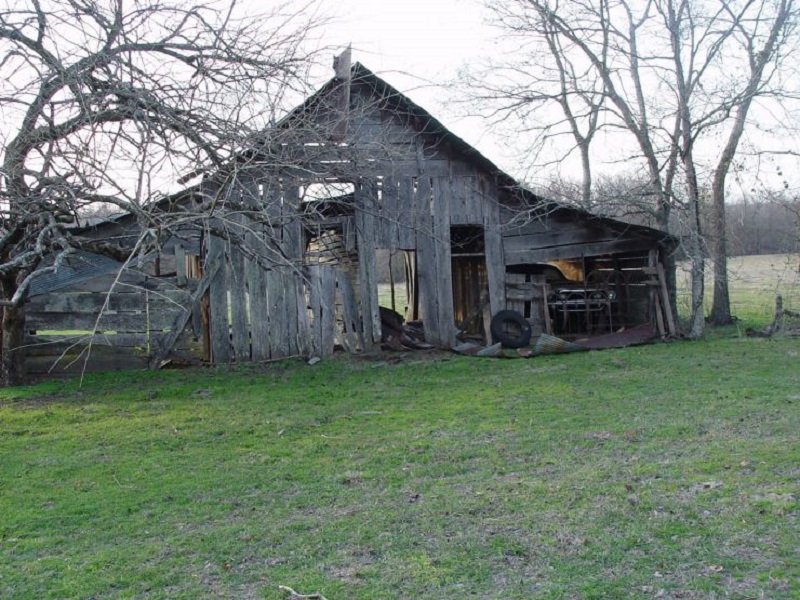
532, 333, 588, 356
27, 251, 124, 297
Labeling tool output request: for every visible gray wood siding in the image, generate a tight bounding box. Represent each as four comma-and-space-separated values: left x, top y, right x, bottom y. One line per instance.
502, 211, 659, 265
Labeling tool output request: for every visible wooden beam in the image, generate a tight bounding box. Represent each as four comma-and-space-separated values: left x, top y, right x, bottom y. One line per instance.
228, 246, 250, 362
208, 235, 230, 364
483, 179, 506, 320
430, 176, 455, 347
503, 238, 657, 265
149, 252, 222, 368
657, 262, 678, 336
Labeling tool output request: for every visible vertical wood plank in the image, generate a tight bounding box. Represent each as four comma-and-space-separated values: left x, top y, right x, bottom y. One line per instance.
403, 250, 419, 322
175, 244, 187, 287
397, 176, 415, 248
415, 176, 435, 336
295, 270, 311, 357
414, 175, 432, 242
343, 216, 356, 252
308, 264, 323, 355
337, 269, 363, 352
228, 246, 250, 361
415, 221, 438, 342
381, 175, 400, 249
309, 265, 337, 357
647, 250, 659, 327
527, 274, 546, 336
247, 258, 270, 360
281, 182, 305, 261
542, 283, 553, 335
448, 176, 467, 225
657, 261, 678, 336
282, 270, 301, 356
266, 269, 285, 358
483, 178, 506, 320
207, 234, 230, 364
431, 176, 455, 347
355, 181, 381, 349
321, 266, 337, 356
469, 176, 481, 224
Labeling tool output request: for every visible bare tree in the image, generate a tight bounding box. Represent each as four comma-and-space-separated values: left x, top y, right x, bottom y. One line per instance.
0, 0, 323, 385
468, 0, 799, 337
459, 1, 608, 208
706, 0, 798, 324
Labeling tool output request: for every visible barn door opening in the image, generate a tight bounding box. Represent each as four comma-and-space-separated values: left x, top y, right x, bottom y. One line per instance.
450, 225, 487, 338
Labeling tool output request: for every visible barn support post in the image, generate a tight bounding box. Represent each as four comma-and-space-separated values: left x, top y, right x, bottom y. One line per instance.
308, 264, 336, 357
414, 176, 457, 348
228, 245, 250, 361
207, 234, 231, 364
355, 181, 381, 350
483, 178, 506, 320
149, 252, 223, 368
337, 269, 364, 352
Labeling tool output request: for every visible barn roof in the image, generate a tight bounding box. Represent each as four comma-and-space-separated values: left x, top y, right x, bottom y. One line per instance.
27, 250, 124, 298
69, 61, 675, 249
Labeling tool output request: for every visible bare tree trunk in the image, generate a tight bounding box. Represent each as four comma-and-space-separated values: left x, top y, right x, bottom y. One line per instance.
710, 202, 732, 325
709, 109, 741, 326
687, 200, 706, 339
579, 141, 592, 209
682, 124, 706, 339
709, 0, 793, 325
1, 278, 26, 386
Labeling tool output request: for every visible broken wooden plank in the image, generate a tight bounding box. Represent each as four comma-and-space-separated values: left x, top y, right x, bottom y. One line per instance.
337, 269, 363, 352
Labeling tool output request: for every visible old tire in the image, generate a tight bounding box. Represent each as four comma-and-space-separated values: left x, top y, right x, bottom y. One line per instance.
490, 310, 532, 348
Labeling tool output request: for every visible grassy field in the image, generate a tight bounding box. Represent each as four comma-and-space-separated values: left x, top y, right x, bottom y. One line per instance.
677, 253, 800, 325
1, 255, 799, 599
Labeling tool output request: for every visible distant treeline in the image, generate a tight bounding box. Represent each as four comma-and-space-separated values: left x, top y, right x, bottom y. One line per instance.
724, 201, 799, 256
537, 176, 800, 259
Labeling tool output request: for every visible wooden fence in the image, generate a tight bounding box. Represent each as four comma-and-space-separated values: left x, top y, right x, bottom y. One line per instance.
24, 269, 200, 377
23, 240, 369, 378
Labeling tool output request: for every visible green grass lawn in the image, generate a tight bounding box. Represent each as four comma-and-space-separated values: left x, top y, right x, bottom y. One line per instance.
1, 255, 799, 599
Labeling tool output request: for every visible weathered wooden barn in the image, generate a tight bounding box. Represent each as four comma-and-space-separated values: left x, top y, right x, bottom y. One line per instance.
23, 58, 675, 377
